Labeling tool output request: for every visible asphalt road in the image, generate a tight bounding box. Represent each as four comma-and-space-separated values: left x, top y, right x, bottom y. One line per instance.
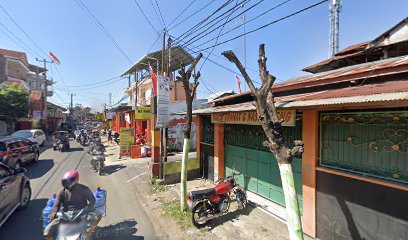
0, 140, 156, 240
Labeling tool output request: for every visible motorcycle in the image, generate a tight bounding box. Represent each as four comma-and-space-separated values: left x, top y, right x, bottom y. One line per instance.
186, 172, 247, 228
90, 149, 105, 175
79, 134, 87, 146
55, 208, 95, 240
54, 139, 70, 152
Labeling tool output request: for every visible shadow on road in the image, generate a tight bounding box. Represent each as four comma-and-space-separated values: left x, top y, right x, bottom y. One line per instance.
69, 147, 85, 152
25, 159, 55, 179
93, 218, 144, 239
101, 164, 127, 176
206, 202, 255, 229
0, 198, 48, 239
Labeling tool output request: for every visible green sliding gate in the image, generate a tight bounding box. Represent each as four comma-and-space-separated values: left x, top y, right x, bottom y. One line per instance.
224, 119, 303, 210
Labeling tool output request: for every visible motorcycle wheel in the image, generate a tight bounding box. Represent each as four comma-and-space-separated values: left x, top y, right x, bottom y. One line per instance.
192, 202, 209, 228
236, 188, 248, 210
98, 163, 102, 175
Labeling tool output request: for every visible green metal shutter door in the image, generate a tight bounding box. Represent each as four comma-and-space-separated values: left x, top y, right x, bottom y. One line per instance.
224, 122, 303, 211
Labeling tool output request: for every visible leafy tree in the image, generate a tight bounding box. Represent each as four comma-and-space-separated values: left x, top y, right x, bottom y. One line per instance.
0, 83, 29, 120
95, 113, 104, 122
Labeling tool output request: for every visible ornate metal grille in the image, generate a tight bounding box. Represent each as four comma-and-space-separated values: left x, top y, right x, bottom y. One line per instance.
320, 111, 408, 184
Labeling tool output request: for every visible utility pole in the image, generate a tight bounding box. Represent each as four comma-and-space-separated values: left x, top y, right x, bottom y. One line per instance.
109, 93, 112, 108
36, 58, 53, 131
159, 28, 166, 179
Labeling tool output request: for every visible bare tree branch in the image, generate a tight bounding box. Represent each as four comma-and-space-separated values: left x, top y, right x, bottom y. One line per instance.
222, 50, 257, 94
191, 71, 201, 100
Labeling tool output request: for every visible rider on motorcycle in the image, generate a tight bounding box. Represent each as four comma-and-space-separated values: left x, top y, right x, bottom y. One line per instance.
43, 170, 102, 240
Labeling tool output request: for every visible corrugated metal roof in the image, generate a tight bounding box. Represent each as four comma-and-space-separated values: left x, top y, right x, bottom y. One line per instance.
273, 55, 408, 91
193, 80, 408, 114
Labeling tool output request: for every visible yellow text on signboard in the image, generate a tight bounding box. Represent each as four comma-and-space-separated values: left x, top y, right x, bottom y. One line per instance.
211, 110, 296, 127
135, 106, 151, 120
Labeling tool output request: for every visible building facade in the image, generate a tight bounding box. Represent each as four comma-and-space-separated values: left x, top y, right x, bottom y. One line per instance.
194, 18, 408, 239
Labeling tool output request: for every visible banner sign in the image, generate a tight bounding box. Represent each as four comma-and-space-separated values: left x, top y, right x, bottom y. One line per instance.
156, 76, 170, 128
135, 106, 151, 120
119, 128, 135, 157
211, 110, 296, 127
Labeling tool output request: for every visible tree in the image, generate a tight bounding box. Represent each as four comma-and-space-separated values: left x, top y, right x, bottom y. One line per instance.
176, 52, 203, 211
95, 113, 104, 122
222, 45, 304, 240
0, 83, 29, 120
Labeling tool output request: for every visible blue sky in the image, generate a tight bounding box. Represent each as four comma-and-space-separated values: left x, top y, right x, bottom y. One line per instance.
0, 0, 407, 111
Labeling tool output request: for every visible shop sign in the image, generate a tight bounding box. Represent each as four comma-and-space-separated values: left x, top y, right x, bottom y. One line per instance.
211, 110, 296, 127
135, 106, 151, 120
156, 76, 170, 128
119, 128, 135, 157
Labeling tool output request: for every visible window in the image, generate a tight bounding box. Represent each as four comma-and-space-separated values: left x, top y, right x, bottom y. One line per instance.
30, 81, 37, 89
0, 165, 10, 179
320, 111, 408, 184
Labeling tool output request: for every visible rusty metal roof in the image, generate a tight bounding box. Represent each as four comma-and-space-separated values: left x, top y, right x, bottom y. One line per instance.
274, 55, 408, 92
193, 80, 408, 114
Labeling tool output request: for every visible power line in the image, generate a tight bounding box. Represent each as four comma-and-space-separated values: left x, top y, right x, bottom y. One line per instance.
176, 0, 251, 47
167, 0, 197, 28
168, 0, 218, 31
134, 0, 160, 35
154, 0, 166, 28
198, 0, 328, 52
148, 0, 164, 28
174, 0, 235, 42
186, 0, 291, 49
73, 0, 133, 63
65, 76, 123, 88
180, 0, 266, 48
0, 4, 49, 58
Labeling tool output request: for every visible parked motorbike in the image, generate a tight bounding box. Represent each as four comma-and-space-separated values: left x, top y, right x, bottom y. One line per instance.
55, 208, 94, 240
186, 172, 247, 227
79, 134, 87, 146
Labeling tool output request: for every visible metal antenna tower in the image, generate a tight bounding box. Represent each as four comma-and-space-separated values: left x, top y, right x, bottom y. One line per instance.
329, 0, 342, 57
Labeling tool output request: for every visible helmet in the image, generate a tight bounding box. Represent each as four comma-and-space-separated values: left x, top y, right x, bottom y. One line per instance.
61, 170, 79, 189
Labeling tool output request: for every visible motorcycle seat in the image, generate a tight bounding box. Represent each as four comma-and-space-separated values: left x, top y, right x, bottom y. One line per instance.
190, 188, 216, 200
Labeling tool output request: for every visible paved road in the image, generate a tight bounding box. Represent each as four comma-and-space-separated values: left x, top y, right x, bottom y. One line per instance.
0, 140, 156, 240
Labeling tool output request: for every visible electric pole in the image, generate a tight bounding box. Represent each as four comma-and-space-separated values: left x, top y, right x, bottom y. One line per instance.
36, 58, 53, 131
109, 93, 112, 108
159, 28, 166, 179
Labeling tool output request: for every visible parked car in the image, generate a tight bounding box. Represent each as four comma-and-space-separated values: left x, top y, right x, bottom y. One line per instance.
0, 163, 31, 228
0, 137, 40, 169
11, 129, 46, 147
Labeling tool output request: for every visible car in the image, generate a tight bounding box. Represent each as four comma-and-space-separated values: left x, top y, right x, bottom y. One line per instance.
11, 129, 46, 147
0, 163, 31, 228
0, 137, 40, 169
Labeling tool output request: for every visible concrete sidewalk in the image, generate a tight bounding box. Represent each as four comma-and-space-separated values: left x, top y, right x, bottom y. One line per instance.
102, 138, 292, 240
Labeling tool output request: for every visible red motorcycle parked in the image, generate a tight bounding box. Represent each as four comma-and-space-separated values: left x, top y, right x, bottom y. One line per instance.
186, 172, 247, 227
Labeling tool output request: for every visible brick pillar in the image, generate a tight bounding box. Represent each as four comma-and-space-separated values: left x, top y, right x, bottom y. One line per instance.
302, 110, 319, 238
214, 123, 225, 181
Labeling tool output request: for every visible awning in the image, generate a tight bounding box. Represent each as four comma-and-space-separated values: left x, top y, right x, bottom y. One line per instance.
121, 46, 194, 76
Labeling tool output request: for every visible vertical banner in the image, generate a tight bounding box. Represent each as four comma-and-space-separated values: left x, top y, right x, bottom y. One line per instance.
119, 128, 135, 157
156, 76, 170, 128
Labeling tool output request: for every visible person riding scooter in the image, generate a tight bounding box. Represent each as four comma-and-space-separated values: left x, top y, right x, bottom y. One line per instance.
43, 170, 102, 240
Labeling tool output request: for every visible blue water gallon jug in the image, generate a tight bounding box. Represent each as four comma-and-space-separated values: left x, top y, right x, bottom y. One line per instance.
93, 187, 106, 215
42, 194, 57, 228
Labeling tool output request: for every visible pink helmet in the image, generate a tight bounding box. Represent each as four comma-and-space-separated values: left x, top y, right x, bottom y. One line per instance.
61, 170, 79, 189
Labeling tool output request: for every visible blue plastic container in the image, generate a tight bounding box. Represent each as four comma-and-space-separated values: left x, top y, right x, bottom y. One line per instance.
42, 194, 56, 228
93, 187, 107, 215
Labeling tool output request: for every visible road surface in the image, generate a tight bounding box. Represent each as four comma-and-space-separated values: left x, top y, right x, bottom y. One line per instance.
0, 140, 156, 240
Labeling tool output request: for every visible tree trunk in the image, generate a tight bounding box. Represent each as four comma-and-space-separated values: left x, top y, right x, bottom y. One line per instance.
279, 163, 303, 240
222, 45, 304, 240
180, 137, 190, 211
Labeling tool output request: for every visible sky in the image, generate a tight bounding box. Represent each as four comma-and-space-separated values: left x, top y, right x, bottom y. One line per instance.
0, 0, 407, 112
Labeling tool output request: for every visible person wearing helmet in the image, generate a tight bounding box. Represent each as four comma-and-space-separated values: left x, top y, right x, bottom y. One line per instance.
43, 170, 101, 239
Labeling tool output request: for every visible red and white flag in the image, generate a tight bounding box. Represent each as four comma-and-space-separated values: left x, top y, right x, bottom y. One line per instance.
149, 62, 158, 96
49, 51, 61, 64
235, 75, 242, 93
